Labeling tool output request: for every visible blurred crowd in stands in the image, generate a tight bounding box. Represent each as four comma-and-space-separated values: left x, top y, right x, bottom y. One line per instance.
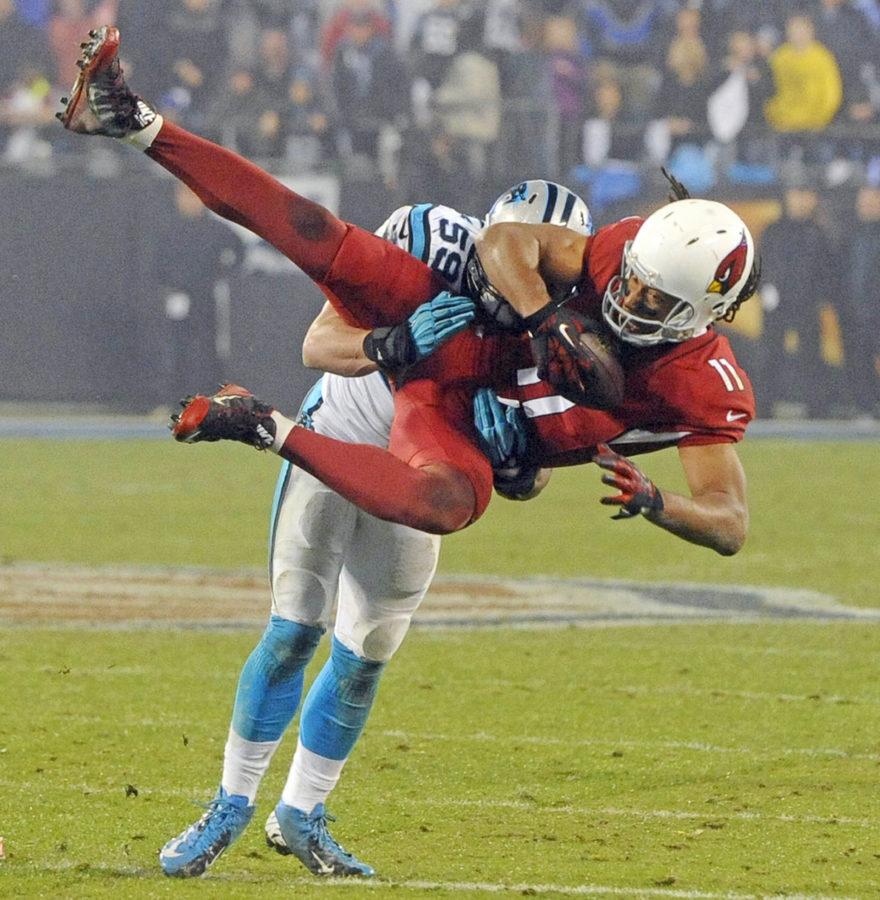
2, 0, 879, 418
5, 0, 880, 192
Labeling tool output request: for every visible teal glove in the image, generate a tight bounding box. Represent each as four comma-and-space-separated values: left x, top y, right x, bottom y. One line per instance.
409, 291, 476, 357
363, 291, 475, 372
473, 387, 529, 468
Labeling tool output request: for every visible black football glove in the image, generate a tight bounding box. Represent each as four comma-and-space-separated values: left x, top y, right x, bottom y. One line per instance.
593, 442, 664, 519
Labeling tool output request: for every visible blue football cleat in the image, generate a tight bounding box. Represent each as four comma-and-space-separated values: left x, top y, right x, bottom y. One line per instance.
265, 802, 375, 877
159, 787, 254, 877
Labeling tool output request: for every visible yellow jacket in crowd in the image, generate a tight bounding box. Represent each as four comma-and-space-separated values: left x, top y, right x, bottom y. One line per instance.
764, 41, 843, 131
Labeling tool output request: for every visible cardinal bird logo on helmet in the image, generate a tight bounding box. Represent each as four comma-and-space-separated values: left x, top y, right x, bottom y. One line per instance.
707, 232, 748, 295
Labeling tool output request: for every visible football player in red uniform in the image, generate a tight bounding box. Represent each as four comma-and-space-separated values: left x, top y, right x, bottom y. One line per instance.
472, 200, 759, 554
58, 28, 758, 555
305, 200, 758, 555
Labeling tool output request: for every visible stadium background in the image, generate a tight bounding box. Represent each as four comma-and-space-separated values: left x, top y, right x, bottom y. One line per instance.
2, 0, 880, 418
3, 2, 880, 897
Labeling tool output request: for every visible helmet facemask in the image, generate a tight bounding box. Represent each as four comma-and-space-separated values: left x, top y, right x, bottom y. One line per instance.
602, 242, 703, 346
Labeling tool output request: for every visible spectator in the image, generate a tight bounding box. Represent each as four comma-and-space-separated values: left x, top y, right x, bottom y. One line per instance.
152, 0, 227, 129
253, 27, 295, 108
432, 34, 501, 205
286, 58, 333, 169
499, 9, 554, 176
698, 0, 790, 59
758, 186, 840, 417
764, 13, 843, 133
47, 0, 117, 87
541, 14, 588, 177
840, 185, 880, 417
481, 0, 523, 91
706, 30, 774, 165
250, 0, 297, 29
582, 74, 643, 167
0, 0, 50, 90
0, 58, 55, 165
225, 0, 293, 67
0, 0, 53, 155
202, 66, 285, 160
410, 0, 483, 89
330, 10, 407, 160
320, 0, 392, 72
815, 0, 879, 124
580, 0, 673, 117
647, 7, 712, 165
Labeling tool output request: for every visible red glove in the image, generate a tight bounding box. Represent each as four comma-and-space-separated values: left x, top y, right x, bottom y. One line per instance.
525, 305, 621, 407
593, 443, 664, 519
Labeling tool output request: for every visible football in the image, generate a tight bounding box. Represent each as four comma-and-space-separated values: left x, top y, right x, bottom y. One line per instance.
572, 324, 626, 409
529, 308, 625, 409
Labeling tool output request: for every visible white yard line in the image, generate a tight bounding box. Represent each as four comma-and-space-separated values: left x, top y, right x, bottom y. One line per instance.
0, 778, 875, 829
380, 729, 880, 763
10, 860, 856, 899
484, 678, 879, 706
9, 717, 879, 762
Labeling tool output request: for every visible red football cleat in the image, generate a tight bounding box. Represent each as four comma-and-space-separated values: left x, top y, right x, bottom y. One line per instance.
57, 26, 156, 136
170, 384, 278, 450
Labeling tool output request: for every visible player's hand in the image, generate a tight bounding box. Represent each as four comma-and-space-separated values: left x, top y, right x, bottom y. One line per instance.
409, 291, 476, 356
593, 443, 664, 519
493, 464, 550, 501
527, 304, 589, 392
362, 291, 475, 372
473, 387, 529, 468
526, 304, 621, 407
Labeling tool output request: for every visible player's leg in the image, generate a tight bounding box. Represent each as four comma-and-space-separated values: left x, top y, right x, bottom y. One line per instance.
57, 27, 443, 327
172, 383, 495, 533
145, 124, 444, 326
221, 465, 358, 799
267, 514, 441, 877
159, 464, 356, 877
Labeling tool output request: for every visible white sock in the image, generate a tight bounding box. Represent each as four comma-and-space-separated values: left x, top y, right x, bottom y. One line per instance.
123, 112, 163, 150
221, 727, 281, 805
281, 739, 346, 813
270, 412, 296, 453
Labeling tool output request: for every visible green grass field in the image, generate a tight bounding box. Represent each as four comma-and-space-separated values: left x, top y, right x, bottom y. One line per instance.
1, 438, 879, 898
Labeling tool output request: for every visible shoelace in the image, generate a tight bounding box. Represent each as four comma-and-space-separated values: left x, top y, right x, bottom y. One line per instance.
91, 60, 140, 120
308, 810, 355, 860
189, 797, 246, 842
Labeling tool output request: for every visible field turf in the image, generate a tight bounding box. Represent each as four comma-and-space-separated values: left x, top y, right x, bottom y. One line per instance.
1, 437, 879, 897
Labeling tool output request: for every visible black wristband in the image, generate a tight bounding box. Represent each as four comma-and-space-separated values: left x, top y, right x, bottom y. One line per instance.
362, 324, 416, 372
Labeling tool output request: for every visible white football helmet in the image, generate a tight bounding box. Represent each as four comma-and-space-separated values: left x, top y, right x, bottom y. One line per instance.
602, 199, 757, 347
485, 180, 594, 235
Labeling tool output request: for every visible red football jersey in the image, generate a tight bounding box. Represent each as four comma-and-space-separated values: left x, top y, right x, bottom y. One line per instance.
500, 217, 756, 467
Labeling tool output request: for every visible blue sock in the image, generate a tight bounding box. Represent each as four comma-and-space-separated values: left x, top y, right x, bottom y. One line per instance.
231, 615, 323, 743
299, 636, 386, 760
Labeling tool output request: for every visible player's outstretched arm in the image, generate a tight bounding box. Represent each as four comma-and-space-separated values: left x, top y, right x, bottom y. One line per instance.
474, 223, 587, 319
303, 293, 475, 377
593, 442, 748, 556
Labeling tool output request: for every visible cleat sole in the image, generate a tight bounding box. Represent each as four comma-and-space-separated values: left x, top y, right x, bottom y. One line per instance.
57, 25, 120, 132
171, 395, 211, 442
